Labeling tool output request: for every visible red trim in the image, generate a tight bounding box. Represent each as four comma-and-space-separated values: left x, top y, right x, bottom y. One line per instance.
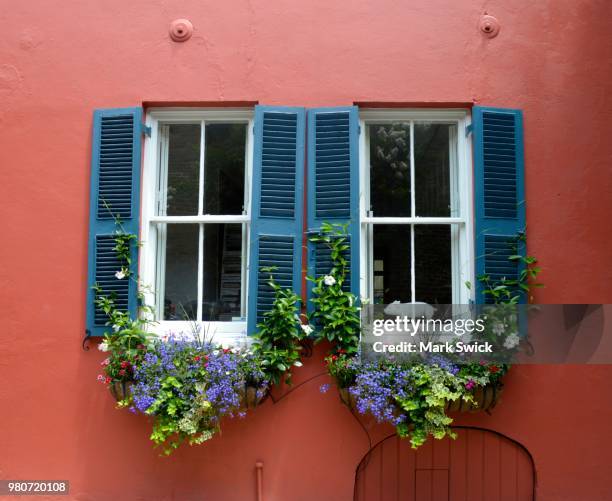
354, 101, 473, 109
142, 100, 258, 109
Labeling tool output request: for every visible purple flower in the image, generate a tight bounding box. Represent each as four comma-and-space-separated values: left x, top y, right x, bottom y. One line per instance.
347, 362, 408, 426
319, 384, 330, 394
426, 355, 459, 376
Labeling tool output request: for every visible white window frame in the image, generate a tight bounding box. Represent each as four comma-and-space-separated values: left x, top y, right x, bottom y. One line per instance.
140, 109, 254, 344
358, 109, 474, 305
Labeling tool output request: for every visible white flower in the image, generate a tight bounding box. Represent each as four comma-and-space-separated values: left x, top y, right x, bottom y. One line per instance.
98, 341, 109, 352
492, 322, 505, 336
348, 296, 353, 307
300, 324, 314, 335
115, 270, 126, 280
112, 324, 121, 332
293, 361, 303, 367
323, 275, 336, 286
212, 350, 220, 356
504, 332, 520, 349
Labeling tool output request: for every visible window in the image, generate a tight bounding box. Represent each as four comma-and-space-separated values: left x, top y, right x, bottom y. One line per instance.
140, 110, 253, 338
359, 110, 473, 305
87, 105, 521, 339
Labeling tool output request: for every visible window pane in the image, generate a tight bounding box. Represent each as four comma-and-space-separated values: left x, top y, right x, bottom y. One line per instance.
369, 123, 411, 217
166, 124, 200, 216
414, 123, 454, 217
203, 124, 246, 215
372, 225, 411, 304
162, 224, 199, 320
202, 224, 243, 321
414, 225, 452, 304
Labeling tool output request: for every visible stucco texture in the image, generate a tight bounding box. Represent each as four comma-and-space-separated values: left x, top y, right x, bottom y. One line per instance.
1, 0, 612, 500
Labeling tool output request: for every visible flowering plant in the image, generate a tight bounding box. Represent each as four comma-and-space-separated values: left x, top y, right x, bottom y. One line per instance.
308, 223, 360, 354
326, 355, 507, 448
93, 207, 155, 387
311, 223, 536, 449
252, 267, 307, 385
129, 335, 268, 455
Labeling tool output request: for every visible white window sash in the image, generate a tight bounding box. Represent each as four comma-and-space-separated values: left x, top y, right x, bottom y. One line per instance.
140, 110, 254, 340
359, 110, 474, 305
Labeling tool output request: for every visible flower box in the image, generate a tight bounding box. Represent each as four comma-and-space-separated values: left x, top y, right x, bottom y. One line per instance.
239, 384, 268, 408
338, 383, 502, 414
109, 380, 132, 402
445, 383, 501, 412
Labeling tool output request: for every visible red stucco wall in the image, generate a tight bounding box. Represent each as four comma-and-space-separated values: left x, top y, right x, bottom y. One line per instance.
1, 1, 612, 500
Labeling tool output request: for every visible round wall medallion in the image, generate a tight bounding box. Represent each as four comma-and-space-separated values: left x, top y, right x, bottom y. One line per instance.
479, 15, 500, 38
169, 19, 193, 42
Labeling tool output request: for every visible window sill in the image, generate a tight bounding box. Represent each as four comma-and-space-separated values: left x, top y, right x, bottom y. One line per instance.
150, 320, 252, 347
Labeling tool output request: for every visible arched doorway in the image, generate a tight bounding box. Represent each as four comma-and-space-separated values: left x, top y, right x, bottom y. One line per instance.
354, 427, 535, 501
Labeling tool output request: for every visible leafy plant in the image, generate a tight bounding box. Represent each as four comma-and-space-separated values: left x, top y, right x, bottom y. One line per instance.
252, 267, 307, 385
321, 230, 540, 449
477, 232, 543, 304
308, 223, 361, 354
130, 336, 267, 455
329, 356, 500, 448
93, 203, 154, 387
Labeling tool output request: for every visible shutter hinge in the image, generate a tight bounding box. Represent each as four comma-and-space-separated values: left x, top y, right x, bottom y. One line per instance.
141, 123, 152, 137
465, 124, 473, 137
358, 125, 362, 135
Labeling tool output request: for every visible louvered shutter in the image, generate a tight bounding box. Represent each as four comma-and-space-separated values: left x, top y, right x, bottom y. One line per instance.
86, 108, 143, 336
306, 106, 360, 311
247, 106, 306, 335
473, 106, 526, 304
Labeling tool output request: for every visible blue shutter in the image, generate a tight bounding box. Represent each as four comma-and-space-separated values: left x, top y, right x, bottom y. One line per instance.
473, 106, 526, 303
306, 106, 360, 310
86, 108, 143, 336
247, 106, 306, 335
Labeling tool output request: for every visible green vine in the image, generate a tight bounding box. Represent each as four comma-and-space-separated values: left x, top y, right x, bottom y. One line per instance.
308, 223, 361, 355
476, 232, 543, 304
94, 201, 153, 388
252, 267, 308, 386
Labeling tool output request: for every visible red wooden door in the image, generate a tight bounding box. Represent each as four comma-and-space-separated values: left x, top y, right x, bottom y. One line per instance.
354, 427, 534, 501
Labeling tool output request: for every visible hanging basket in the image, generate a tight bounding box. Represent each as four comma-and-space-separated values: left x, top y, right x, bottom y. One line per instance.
239, 384, 268, 408
109, 380, 132, 402
338, 387, 357, 409
338, 384, 502, 414
446, 384, 502, 412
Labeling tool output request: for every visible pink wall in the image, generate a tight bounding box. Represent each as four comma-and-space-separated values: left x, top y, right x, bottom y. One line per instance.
1, 0, 612, 499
